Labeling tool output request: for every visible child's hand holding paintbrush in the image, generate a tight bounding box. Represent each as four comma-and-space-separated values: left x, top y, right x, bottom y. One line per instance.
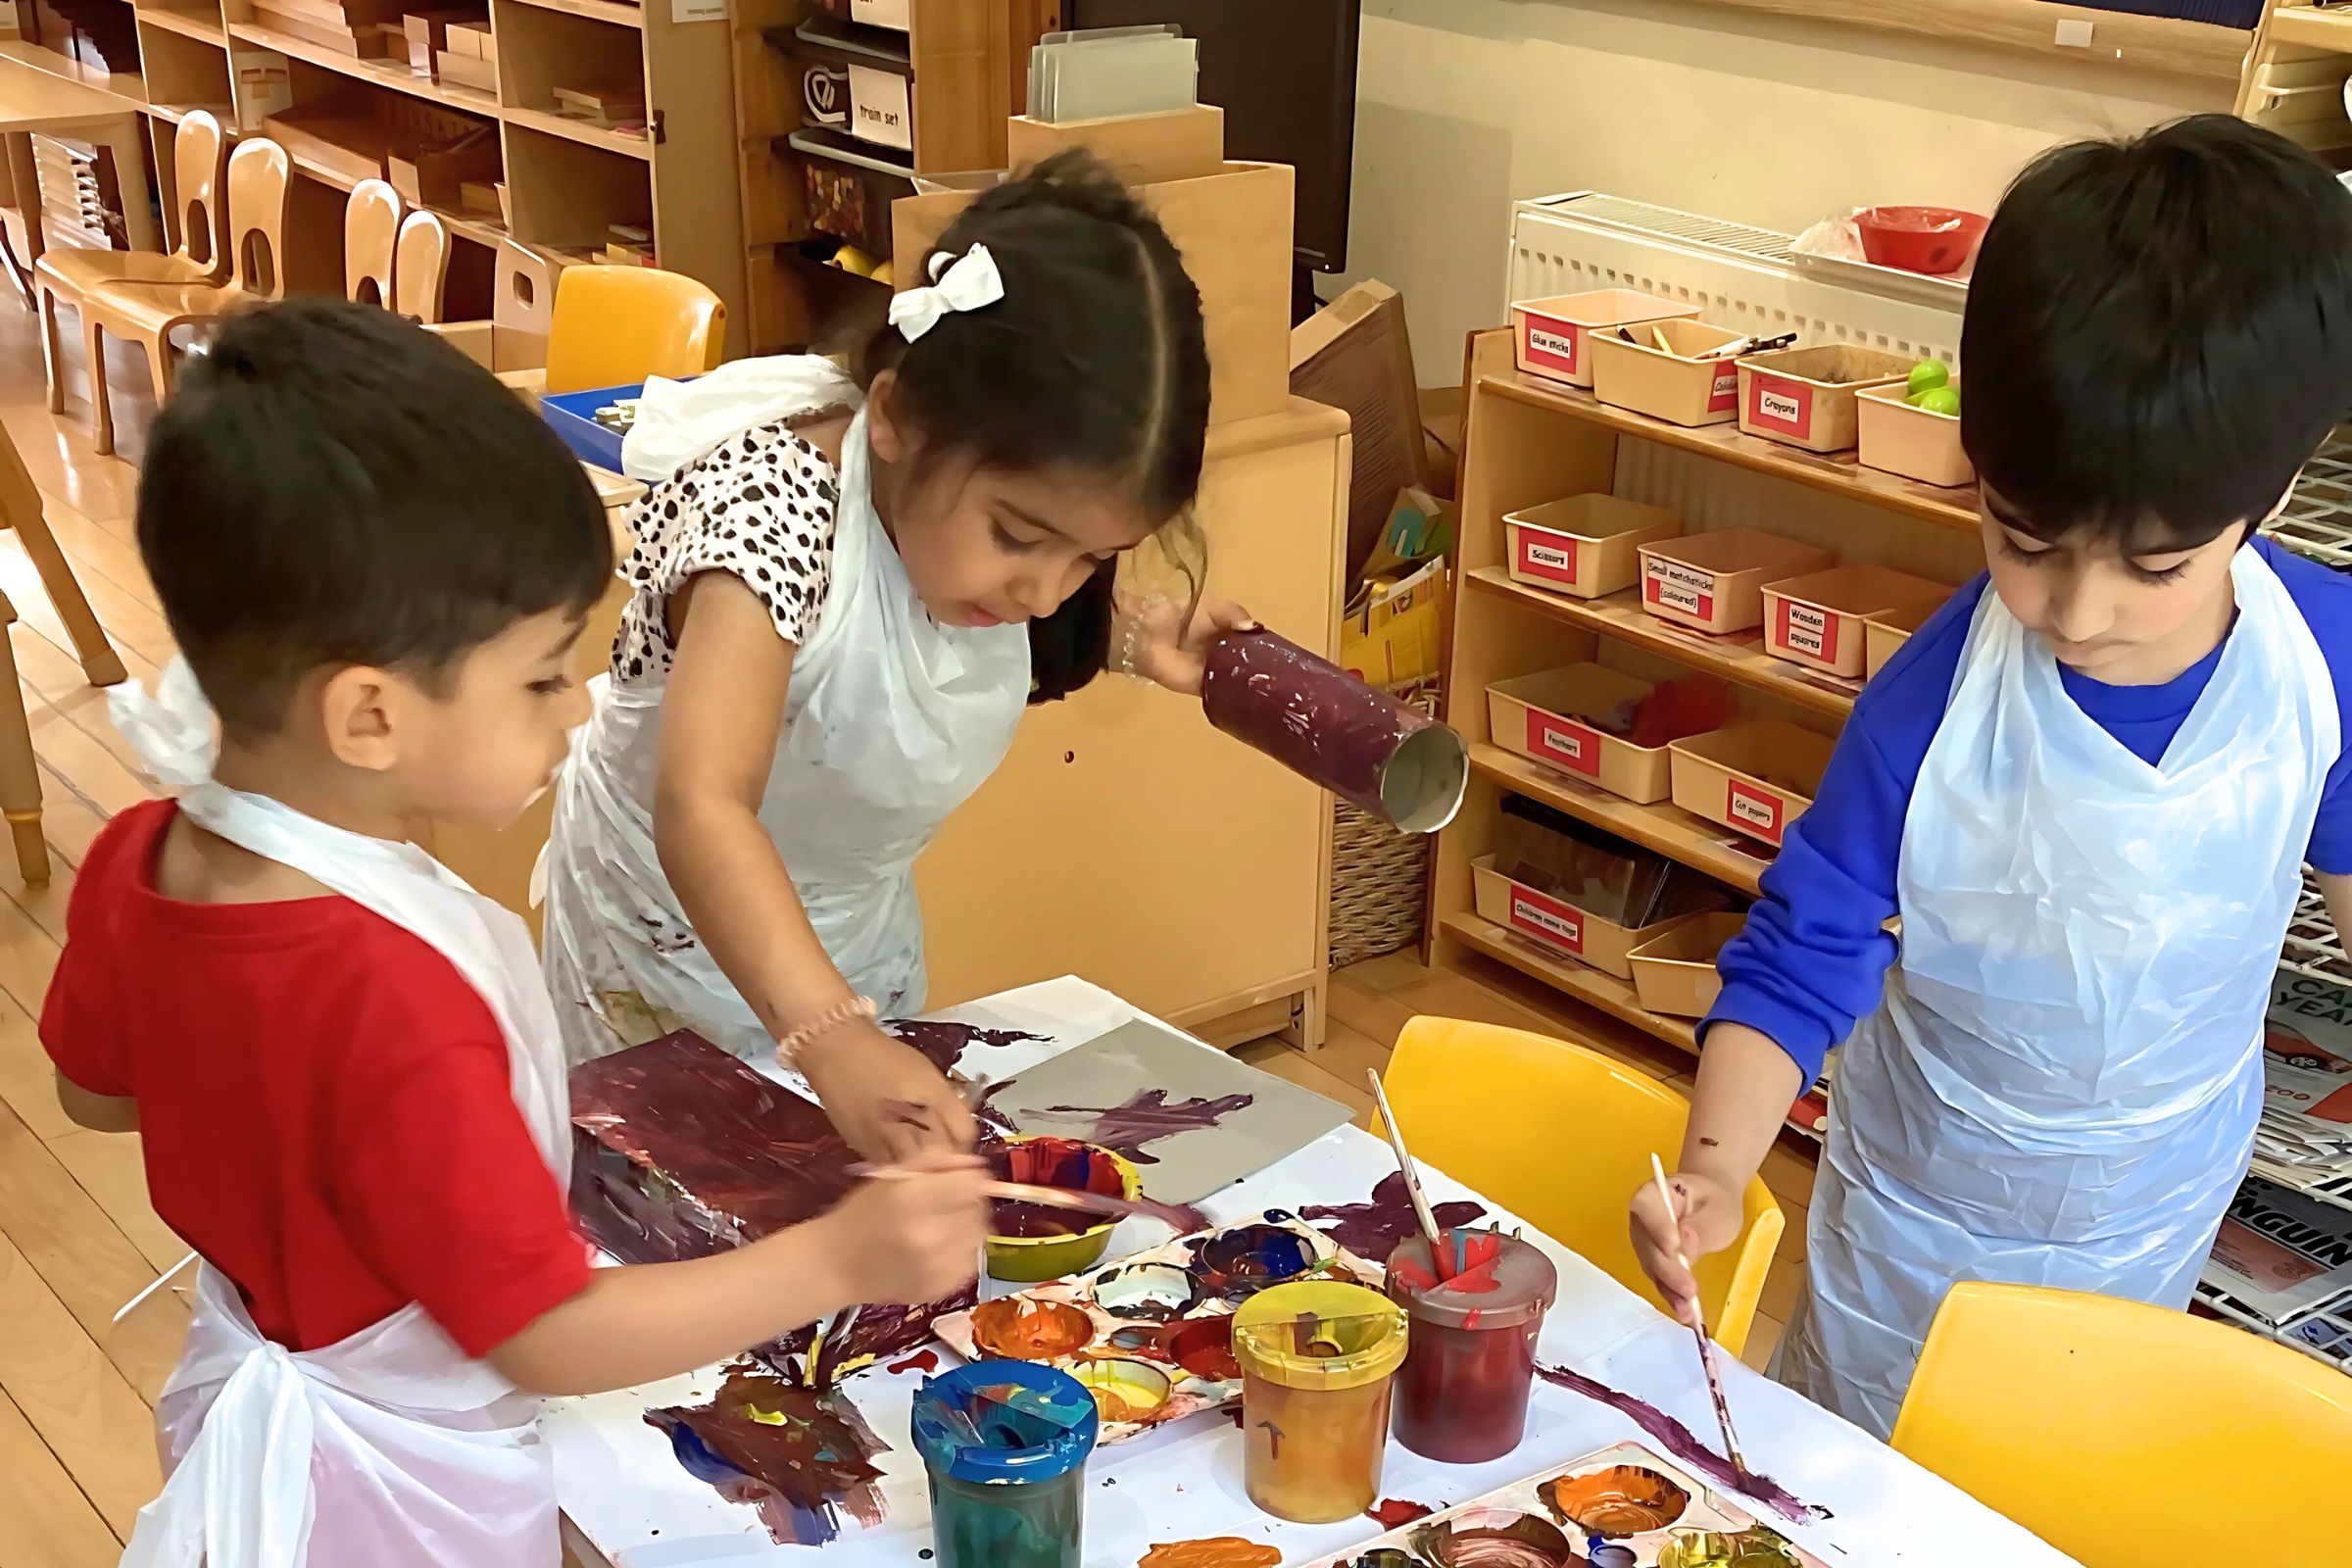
819, 1151, 994, 1307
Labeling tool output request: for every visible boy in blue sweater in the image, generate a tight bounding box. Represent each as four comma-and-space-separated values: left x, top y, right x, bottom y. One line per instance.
1631, 116, 2352, 1438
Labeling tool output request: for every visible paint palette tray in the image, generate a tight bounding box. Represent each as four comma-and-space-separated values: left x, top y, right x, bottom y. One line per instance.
933, 1213, 1382, 1442
1302, 1443, 1829, 1568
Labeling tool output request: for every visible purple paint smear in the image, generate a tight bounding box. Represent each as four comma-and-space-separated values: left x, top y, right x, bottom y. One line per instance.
1534, 1364, 1828, 1525
882, 1018, 1048, 1074
1299, 1172, 1488, 1263
1034, 1087, 1256, 1165
647, 1363, 889, 1546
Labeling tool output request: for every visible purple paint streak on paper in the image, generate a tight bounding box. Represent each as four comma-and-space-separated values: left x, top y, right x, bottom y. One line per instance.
647, 1363, 889, 1545
1534, 1363, 1828, 1525
1033, 1087, 1256, 1164
1299, 1172, 1488, 1263
881, 1018, 1049, 1074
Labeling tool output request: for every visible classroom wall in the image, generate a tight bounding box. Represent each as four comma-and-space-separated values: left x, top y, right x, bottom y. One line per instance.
1339, 0, 2232, 384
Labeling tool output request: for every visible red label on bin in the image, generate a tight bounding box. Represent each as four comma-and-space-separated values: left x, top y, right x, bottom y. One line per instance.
1523, 318, 1583, 378
1726, 777, 1787, 844
1708, 367, 1740, 414
1644, 558, 1717, 622
1514, 529, 1580, 586
1525, 709, 1602, 778
1775, 598, 1839, 663
1747, 372, 1814, 438
1508, 885, 1584, 955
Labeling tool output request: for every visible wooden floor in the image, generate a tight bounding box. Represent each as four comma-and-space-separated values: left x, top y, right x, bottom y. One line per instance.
0, 293, 1815, 1566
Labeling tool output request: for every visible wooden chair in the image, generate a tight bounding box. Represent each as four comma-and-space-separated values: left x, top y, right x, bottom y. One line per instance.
1382, 1015, 1784, 1356
34, 108, 230, 431
393, 209, 451, 324
0, 423, 129, 885
542, 265, 726, 393
79, 136, 292, 457
1892, 1282, 2352, 1566
343, 177, 402, 307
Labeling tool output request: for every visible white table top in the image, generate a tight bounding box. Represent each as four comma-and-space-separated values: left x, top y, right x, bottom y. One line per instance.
547, 977, 2076, 1566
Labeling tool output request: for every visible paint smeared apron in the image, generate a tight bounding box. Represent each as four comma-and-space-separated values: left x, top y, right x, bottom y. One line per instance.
1779, 546, 2336, 1438
541, 399, 1030, 1065
108, 662, 574, 1568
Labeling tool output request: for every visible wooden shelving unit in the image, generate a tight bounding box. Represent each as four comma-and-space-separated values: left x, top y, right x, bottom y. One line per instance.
5, 0, 747, 329
2238, 2, 2352, 158
1430, 329, 1984, 1070
726, 0, 1055, 355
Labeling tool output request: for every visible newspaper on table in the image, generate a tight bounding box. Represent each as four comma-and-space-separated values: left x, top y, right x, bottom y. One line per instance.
2252, 969, 2352, 1191
2197, 1175, 2352, 1368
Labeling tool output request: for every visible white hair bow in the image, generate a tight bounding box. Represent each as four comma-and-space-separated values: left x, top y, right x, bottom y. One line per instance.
887, 244, 1004, 343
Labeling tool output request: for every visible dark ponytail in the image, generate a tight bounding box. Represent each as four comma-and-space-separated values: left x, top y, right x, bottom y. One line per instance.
858, 151, 1211, 704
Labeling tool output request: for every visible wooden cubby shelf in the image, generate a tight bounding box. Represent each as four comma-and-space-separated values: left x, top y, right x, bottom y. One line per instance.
1442, 911, 1700, 1058
1469, 743, 1769, 899
136, 3, 228, 43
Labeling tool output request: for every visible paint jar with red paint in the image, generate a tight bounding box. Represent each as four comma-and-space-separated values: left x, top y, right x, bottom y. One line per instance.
1386, 1228, 1558, 1463
911, 1361, 1099, 1568
1231, 1280, 1410, 1523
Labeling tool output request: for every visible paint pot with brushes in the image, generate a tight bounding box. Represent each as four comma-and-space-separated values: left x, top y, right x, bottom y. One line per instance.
1200, 628, 1468, 834
1385, 1227, 1557, 1463
1230, 1280, 1410, 1523
911, 1361, 1100, 1568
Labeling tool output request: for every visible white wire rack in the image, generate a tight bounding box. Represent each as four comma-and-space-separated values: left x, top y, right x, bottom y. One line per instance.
2265, 432, 2352, 569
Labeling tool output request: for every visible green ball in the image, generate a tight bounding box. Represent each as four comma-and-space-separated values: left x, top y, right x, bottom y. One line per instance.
1915, 386, 1961, 417
1908, 359, 1951, 398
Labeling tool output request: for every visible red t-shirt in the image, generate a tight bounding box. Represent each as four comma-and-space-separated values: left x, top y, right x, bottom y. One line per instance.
41, 800, 590, 1357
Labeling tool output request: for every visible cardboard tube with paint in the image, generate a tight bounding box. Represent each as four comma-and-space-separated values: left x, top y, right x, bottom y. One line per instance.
1200, 628, 1468, 834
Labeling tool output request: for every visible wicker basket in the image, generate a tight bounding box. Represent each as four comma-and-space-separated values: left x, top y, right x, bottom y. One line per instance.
1327, 684, 1439, 968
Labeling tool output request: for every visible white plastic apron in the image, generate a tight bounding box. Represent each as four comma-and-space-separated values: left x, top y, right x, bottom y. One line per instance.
542, 395, 1030, 1064
108, 662, 574, 1568
1779, 547, 2337, 1439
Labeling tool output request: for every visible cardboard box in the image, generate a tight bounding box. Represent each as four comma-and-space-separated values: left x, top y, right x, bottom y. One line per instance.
1503, 494, 1682, 601
895, 161, 1294, 425
1737, 345, 1910, 455
1006, 105, 1225, 185
1472, 856, 1723, 981
377, 22, 413, 64
1292, 280, 1427, 580
1759, 564, 1949, 679
1864, 596, 1943, 679
435, 48, 495, 92
1638, 528, 1836, 637
1856, 381, 1973, 488
1628, 910, 1747, 1018
1587, 320, 1750, 427
1509, 289, 1700, 390
1668, 721, 1836, 849
1488, 663, 1679, 805
388, 123, 499, 210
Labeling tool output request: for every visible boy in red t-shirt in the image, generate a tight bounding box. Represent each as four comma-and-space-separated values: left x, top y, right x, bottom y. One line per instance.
42, 299, 988, 1568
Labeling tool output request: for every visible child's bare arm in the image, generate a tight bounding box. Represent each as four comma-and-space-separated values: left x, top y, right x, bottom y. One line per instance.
56, 1073, 139, 1133
487, 1153, 989, 1396
2319, 870, 2352, 949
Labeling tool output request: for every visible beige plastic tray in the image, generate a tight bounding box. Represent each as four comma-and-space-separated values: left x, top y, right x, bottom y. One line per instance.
1628, 909, 1748, 1018
1488, 663, 1677, 805
1759, 564, 1950, 679
1856, 381, 1973, 487
1736, 344, 1911, 454
1638, 528, 1837, 636
1472, 857, 1721, 981
1503, 494, 1684, 600
1863, 595, 1946, 678
1510, 288, 1701, 389
1587, 319, 1749, 426
1668, 720, 1837, 848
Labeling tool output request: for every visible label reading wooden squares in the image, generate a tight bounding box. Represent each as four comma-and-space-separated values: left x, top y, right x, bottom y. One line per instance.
1515, 530, 1579, 586
1748, 374, 1813, 437
1645, 558, 1717, 620
1509, 889, 1584, 955
1525, 709, 1601, 778
1726, 778, 1786, 844
1525, 322, 1580, 376
1777, 599, 1837, 662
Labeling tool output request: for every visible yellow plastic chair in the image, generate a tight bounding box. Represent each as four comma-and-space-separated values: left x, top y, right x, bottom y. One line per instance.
1891, 1282, 2352, 1565
1382, 1016, 1783, 1356
541, 265, 726, 394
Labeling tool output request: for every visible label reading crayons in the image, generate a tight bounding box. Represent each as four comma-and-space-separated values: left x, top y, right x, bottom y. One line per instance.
1645, 558, 1717, 621
1508, 886, 1585, 955
1777, 598, 1837, 662
1726, 778, 1787, 844
1747, 373, 1813, 438
1525, 709, 1602, 778
1515, 529, 1580, 586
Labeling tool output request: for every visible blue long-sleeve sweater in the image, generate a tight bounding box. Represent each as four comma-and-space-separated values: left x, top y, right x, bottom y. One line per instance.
1708, 536, 2352, 1083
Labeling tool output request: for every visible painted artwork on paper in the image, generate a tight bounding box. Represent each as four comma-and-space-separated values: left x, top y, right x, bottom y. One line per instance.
645, 1363, 890, 1547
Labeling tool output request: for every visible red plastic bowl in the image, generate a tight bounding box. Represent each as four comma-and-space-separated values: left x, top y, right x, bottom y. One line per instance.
1855, 206, 1988, 275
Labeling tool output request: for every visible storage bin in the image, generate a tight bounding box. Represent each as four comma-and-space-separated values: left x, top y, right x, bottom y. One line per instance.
1759, 564, 1949, 679
1855, 382, 1973, 487
1668, 721, 1836, 849
1587, 320, 1750, 426
1502, 495, 1682, 600
1471, 857, 1723, 980
1628, 910, 1748, 1018
1864, 596, 1944, 679
1509, 289, 1700, 389
1488, 664, 1728, 806
1736, 345, 1910, 454
1637, 528, 1836, 637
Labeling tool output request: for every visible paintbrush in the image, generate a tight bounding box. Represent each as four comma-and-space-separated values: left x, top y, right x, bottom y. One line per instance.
848, 1165, 1207, 1235
1365, 1069, 1452, 1278
1649, 1152, 1747, 1477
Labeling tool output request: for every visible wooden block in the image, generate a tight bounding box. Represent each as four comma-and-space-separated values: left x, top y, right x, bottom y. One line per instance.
553, 85, 644, 125
434, 48, 495, 92
458, 177, 500, 215
606, 222, 650, 245
444, 17, 490, 57
402, 8, 479, 75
